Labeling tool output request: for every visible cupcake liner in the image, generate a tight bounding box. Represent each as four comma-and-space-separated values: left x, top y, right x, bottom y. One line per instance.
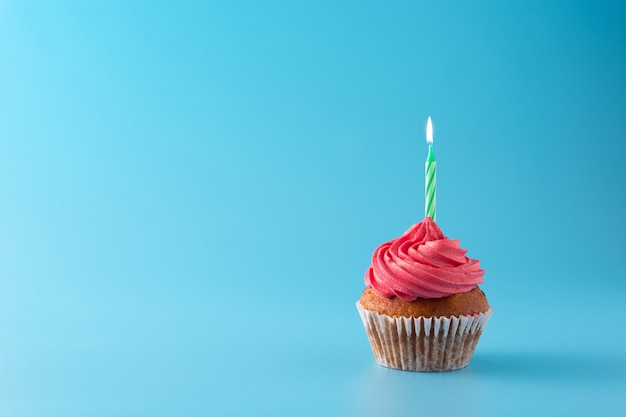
356, 301, 493, 372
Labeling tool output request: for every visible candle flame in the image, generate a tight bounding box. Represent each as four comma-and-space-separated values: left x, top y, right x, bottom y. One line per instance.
426, 116, 433, 144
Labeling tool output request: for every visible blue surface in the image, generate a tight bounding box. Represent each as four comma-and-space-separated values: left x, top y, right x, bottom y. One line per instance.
1, 1, 626, 416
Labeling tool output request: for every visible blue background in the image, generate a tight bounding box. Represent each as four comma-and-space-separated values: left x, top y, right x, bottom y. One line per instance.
1, 1, 625, 416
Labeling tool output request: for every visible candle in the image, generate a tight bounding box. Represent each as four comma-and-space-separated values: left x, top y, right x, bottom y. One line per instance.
425, 116, 436, 221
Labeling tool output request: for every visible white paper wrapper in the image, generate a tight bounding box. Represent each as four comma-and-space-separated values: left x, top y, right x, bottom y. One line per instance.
357, 301, 493, 372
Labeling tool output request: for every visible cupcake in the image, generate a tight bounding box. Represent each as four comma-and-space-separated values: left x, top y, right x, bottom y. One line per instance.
357, 216, 492, 372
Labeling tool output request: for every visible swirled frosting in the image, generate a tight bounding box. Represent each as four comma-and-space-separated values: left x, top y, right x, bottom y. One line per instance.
364, 217, 484, 300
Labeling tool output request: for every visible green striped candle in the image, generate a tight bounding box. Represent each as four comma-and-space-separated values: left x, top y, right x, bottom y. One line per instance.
425, 116, 436, 221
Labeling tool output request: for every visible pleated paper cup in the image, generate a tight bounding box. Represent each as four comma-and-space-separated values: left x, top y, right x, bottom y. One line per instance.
356, 301, 493, 372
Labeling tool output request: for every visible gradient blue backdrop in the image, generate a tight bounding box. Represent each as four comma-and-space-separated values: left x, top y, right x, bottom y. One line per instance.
1, 1, 625, 416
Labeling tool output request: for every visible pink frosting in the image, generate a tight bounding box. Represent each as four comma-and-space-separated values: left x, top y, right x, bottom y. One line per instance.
364, 217, 484, 300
